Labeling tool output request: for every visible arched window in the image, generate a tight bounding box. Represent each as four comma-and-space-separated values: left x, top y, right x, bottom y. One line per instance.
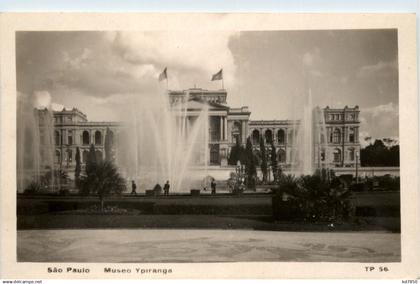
231, 121, 241, 144
252, 129, 260, 145
95, 131, 102, 145
55, 150, 61, 164
66, 149, 73, 164
95, 150, 103, 162
349, 128, 355, 143
332, 128, 341, 143
82, 150, 89, 163
277, 129, 285, 144
333, 148, 341, 163
54, 131, 60, 146
349, 148, 355, 161
265, 129, 273, 144
277, 149, 286, 163
82, 131, 90, 145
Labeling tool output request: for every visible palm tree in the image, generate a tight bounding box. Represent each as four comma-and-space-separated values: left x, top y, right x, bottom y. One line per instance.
79, 161, 126, 211
274, 173, 353, 222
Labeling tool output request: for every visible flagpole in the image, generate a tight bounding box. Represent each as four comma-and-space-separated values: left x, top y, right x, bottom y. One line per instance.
222, 77, 224, 90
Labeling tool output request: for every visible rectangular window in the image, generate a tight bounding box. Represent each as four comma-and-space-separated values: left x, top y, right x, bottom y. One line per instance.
349, 150, 355, 161
68, 131, 73, 145
68, 150, 73, 163
349, 128, 355, 143
333, 152, 341, 163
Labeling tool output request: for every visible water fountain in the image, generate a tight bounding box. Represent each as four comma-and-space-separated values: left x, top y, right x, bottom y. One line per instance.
115, 88, 211, 193
17, 93, 56, 192
289, 89, 328, 176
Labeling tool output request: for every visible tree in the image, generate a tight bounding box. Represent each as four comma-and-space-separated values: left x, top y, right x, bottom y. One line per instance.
86, 144, 97, 175
389, 145, 400, 167
228, 139, 240, 165
79, 161, 126, 211
259, 137, 268, 182
360, 138, 399, 167
104, 128, 114, 162
75, 147, 81, 183
245, 137, 257, 189
228, 138, 246, 165
270, 143, 278, 182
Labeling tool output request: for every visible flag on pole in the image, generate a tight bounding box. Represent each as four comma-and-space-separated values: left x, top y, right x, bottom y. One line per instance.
211, 69, 223, 81
158, 67, 168, 81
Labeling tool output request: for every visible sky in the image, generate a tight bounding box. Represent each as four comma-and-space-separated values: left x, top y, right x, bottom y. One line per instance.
16, 30, 399, 146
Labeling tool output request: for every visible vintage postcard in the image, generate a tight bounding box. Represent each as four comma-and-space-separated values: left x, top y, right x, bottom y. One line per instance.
0, 13, 419, 279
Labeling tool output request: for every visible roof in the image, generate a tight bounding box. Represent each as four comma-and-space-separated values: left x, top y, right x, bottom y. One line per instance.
171, 97, 230, 111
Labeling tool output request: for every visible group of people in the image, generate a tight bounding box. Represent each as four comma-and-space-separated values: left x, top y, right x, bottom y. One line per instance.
130, 178, 217, 195
131, 180, 170, 195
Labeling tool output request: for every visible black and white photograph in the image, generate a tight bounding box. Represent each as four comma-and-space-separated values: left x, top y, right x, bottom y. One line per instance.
15, 28, 403, 263
1, 13, 418, 279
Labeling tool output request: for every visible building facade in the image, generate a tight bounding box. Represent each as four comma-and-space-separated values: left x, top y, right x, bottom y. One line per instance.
47, 88, 360, 172
248, 105, 361, 169
50, 108, 119, 171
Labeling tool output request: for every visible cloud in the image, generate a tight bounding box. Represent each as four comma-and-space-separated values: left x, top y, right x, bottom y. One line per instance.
302, 47, 325, 78
17, 31, 238, 100
16, 30, 399, 143
109, 31, 238, 90
359, 102, 399, 146
357, 60, 397, 78
62, 48, 92, 70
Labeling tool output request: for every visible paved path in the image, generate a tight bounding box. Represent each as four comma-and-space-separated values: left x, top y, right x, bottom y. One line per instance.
17, 229, 400, 263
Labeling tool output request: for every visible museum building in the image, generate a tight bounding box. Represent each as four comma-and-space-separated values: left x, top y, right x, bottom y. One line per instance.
49, 88, 361, 172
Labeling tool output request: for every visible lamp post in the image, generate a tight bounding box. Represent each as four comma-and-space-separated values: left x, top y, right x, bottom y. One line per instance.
355, 151, 359, 183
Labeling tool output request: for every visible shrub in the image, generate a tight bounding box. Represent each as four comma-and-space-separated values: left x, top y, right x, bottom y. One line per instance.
23, 181, 42, 194
273, 173, 353, 223
78, 161, 126, 211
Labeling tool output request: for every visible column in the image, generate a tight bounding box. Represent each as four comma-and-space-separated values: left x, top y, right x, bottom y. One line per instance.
75, 129, 80, 145
227, 120, 231, 143
355, 126, 359, 142
345, 126, 349, 143
220, 116, 223, 141
62, 129, 67, 145
224, 117, 227, 141
273, 128, 277, 144
327, 127, 331, 143
187, 117, 190, 137
241, 121, 247, 144
272, 128, 275, 144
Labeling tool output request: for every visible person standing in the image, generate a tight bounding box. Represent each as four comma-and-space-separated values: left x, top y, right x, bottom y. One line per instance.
131, 180, 137, 195
211, 179, 216, 195
164, 180, 170, 196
